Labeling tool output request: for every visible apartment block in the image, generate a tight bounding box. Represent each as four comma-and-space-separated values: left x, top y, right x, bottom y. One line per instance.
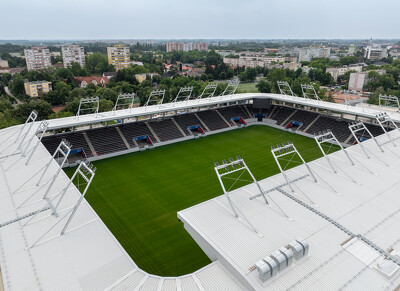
62, 45, 85, 68
326, 65, 363, 81
107, 45, 131, 70
364, 45, 388, 60
0, 59, 9, 67
166, 42, 208, 52
223, 56, 286, 68
298, 47, 331, 62
24, 81, 52, 98
24, 47, 52, 71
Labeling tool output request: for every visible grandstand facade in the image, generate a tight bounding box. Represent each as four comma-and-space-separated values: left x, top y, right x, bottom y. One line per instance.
1, 89, 400, 290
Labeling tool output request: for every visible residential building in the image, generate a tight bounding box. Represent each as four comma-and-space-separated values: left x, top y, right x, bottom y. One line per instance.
107, 45, 131, 70
74, 76, 109, 88
348, 44, 357, 55
0, 67, 10, 74
223, 56, 286, 68
349, 70, 386, 91
326, 65, 363, 81
298, 46, 331, 62
62, 45, 85, 68
364, 45, 388, 60
264, 48, 279, 54
24, 81, 52, 97
135, 73, 160, 84
24, 47, 52, 71
166, 42, 208, 52
0, 59, 9, 67
348, 72, 368, 91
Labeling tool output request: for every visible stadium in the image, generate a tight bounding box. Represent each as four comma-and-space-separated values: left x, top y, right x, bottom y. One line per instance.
1, 80, 400, 291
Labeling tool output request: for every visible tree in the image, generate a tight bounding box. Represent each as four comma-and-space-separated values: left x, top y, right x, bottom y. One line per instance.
11, 76, 25, 97
99, 99, 114, 112
267, 68, 286, 93
256, 79, 272, 93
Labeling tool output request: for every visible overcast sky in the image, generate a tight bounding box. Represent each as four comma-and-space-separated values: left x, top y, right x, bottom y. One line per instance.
1, 0, 399, 40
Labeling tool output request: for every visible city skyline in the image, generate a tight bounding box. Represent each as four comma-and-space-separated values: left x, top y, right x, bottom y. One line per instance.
2, 0, 399, 40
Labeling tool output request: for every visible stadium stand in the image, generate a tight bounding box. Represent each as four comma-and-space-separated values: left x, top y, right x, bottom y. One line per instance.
174, 113, 203, 133
85, 127, 127, 155
40, 106, 391, 159
270, 106, 296, 125
42, 131, 94, 157
218, 105, 251, 123
119, 122, 156, 147
285, 109, 319, 130
306, 116, 352, 142
196, 110, 229, 130
149, 119, 184, 141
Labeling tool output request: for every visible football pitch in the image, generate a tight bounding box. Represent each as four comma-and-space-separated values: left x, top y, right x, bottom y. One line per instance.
65, 125, 336, 276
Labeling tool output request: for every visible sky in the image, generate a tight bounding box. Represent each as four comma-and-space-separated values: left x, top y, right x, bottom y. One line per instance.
1, 0, 399, 40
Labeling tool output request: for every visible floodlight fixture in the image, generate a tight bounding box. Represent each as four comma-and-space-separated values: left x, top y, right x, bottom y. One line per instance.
76, 96, 99, 119
198, 83, 217, 99
172, 87, 193, 103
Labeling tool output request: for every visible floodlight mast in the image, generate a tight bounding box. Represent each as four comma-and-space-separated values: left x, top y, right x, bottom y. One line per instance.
172, 86, 193, 103
219, 79, 240, 97
214, 157, 260, 234
143, 89, 165, 108
349, 121, 384, 156
277, 81, 296, 98
315, 130, 354, 167
379, 94, 400, 111
76, 97, 99, 119
271, 141, 316, 193
112, 93, 135, 113
375, 112, 400, 146
27, 160, 96, 249
301, 84, 321, 101
197, 83, 217, 99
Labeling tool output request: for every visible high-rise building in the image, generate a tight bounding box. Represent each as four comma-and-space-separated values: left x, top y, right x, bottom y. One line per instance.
24, 47, 52, 71
62, 45, 85, 68
298, 47, 331, 62
107, 45, 131, 70
166, 42, 208, 52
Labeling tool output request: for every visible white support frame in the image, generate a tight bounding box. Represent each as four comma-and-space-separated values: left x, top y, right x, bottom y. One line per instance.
271, 141, 316, 193
76, 97, 99, 119
172, 87, 193, 103
349, 121, 384, 156
4, 120, 49, 171
214, 157, 259, 233
15, 110, 38, 143
277, 81, 296, 97
301, 84, 321, 101
314, 131, 357, 183
143, 90, 165, 108
27, 160, 96, 249
17, 140, 72, 209
314, 130, 354, 168
197, 83, 217, 99
112, 93, 135, 113
379, 94, 400, 110
375, 112, 400, 146
220, 79, 240, 97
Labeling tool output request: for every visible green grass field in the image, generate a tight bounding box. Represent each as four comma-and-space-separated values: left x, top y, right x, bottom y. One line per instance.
237, 82, 258, 93
65, 125, 334, 276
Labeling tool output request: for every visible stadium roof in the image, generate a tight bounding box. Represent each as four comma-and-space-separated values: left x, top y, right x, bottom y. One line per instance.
178, 129, 400, 290
44, 93, 400, 130
1, 93, 400, 290
0, 116, 244, 290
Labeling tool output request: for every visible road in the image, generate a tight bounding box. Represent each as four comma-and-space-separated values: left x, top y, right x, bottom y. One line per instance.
4, 86, 23, 107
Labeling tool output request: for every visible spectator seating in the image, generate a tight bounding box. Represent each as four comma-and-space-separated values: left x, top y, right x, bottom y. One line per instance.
119, 122, 156, 147
285, 109, 319, 130
42, 132, 94, 157
86, 127, 127, 155
270, 106, 296, 125
218, 106, 250, 122
196, 110, 229, 131
150, 119, 184, 141
174, 113, 202, 133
